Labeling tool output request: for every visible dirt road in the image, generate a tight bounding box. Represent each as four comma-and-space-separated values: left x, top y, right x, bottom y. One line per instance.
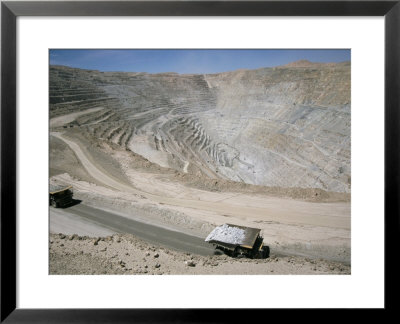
50, 203, 216, 255
51, 132, 350, 230
50, 107, 104, 128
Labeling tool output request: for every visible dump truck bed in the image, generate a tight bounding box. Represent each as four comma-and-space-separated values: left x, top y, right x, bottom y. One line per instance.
205, 224, 261, 249
49, 185, 72, 195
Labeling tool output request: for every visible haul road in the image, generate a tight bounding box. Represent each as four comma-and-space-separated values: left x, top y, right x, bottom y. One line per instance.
50, 203, 216, 256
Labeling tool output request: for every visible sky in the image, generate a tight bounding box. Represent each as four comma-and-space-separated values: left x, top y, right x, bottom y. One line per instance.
49, 49, 350, 74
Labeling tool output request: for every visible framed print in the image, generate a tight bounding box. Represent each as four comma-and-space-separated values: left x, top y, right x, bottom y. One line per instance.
1, 0, 399, 321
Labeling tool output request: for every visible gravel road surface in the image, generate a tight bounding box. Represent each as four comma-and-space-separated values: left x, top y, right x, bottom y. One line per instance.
51, 203, 216, 256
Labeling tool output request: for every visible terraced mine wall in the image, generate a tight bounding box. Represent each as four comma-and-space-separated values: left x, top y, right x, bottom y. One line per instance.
50, 62, 350, 193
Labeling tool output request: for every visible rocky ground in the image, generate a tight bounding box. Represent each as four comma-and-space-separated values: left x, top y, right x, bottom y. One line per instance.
49, 233, 350, 275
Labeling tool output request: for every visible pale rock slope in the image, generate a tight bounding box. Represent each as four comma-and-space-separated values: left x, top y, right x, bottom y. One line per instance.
50, 60, 350, 193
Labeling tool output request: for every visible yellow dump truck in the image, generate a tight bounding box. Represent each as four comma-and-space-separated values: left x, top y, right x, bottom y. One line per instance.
205, 223, 269, 259
49, 184, 73, 208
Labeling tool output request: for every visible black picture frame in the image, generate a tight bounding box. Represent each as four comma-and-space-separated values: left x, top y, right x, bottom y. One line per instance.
1, 0, 398, 321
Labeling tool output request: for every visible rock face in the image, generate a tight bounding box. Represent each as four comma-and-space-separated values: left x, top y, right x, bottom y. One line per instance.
50, 61, 351, 193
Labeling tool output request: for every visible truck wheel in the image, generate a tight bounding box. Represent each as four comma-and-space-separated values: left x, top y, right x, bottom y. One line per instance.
262, 246, 270, 258
51, 200, 58, 208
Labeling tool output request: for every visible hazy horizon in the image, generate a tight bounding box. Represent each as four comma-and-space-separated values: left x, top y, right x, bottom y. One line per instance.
50, 49, 350, 74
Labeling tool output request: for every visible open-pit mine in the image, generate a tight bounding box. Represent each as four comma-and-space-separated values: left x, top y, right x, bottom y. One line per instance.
49, 60, 351, 274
